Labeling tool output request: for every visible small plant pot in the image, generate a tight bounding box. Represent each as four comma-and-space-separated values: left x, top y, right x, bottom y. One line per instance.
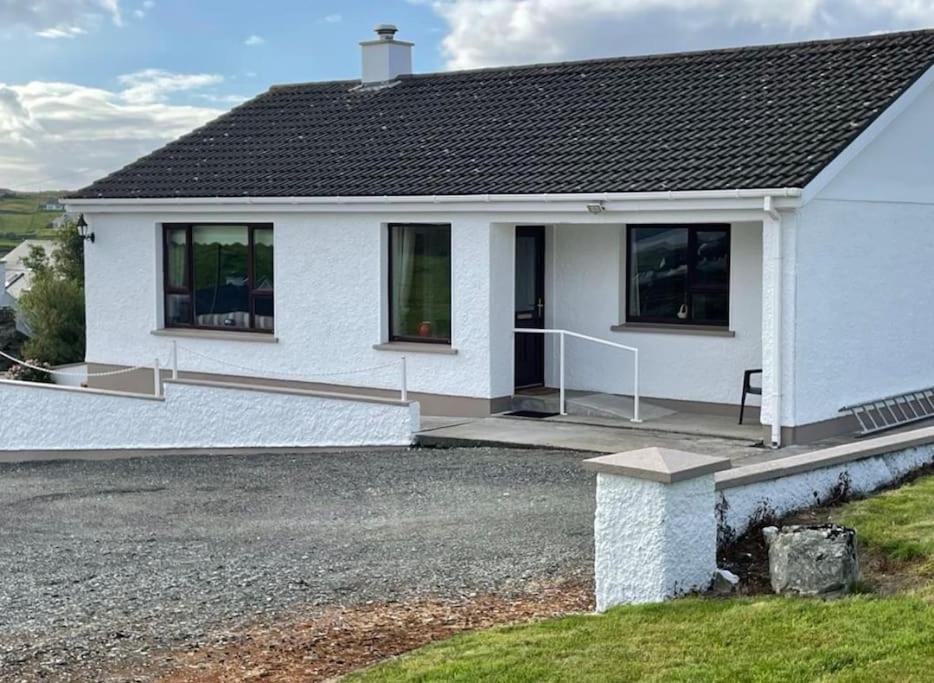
417, 321, 433, 337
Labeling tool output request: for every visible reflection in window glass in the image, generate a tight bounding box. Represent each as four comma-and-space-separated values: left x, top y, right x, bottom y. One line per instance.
253, 228, 274, 291
163, 224, 274, 333
165, 293, 191, 326
193, 226, 250, 329
166, 228, 188, 289
628, 225, 729, 326
389, 224, 451, 342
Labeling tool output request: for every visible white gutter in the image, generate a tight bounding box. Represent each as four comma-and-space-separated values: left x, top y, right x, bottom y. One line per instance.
764, 195, 783, 449
64, 187, 802, 209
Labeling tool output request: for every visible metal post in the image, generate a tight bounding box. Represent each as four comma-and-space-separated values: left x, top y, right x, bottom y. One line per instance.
153, 358, 161, 397
559, 331, 567, 416
631, 349, 641, 423
171, 341, 179, 380
400, 355, 408, 402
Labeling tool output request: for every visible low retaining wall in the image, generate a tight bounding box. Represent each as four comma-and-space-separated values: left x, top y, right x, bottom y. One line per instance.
0, 378, 419, 452
716, 431, 934, 543
583, 427, 934, 610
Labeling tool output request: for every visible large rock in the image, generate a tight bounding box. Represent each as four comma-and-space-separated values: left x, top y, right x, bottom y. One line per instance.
763, 525, 859, 597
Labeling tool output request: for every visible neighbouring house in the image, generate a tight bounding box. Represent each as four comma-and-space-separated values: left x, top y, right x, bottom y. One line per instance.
60, 27, 934, 447
50, 213, 77, 229
1, 239, 56, 336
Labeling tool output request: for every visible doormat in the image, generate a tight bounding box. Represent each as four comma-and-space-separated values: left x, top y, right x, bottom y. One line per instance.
504, 410, 559, 419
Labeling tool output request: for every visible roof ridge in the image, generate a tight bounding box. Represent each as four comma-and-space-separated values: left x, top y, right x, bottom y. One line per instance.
269, 27, 934, 91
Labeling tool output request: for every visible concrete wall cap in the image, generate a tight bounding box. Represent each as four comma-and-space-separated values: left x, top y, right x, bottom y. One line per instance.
582, 447, 732, 483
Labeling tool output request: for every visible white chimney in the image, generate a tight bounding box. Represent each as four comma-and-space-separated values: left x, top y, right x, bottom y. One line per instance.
360, 24, 413, 85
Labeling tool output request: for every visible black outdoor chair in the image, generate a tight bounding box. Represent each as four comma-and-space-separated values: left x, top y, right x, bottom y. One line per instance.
739, 369, 762, 425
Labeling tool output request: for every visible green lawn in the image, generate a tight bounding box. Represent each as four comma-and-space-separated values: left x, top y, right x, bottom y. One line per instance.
835, 473, 934, 571
352, 474, 934, 682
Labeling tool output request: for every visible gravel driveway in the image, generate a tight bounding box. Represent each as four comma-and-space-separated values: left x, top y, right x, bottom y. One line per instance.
0, 447, 593, 681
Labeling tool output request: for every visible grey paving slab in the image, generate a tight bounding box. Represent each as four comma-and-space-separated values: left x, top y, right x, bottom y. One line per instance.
417, 416, 771, 463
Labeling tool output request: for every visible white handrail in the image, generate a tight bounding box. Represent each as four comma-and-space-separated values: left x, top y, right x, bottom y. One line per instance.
514, 328, 641, 422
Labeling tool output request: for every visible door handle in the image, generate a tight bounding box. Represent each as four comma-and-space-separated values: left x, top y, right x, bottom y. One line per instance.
537, 298, 544, 317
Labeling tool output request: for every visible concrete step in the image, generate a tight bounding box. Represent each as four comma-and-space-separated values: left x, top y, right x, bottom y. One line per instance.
567, 393, 676, 421
511, 391, 677, 421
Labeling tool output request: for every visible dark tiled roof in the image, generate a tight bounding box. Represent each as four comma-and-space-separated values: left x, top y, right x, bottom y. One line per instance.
72, 30, 934, 199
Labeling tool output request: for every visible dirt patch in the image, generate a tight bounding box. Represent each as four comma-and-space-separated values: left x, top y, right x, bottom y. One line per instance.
151, 580, 593, 682
718, 497, 930, 597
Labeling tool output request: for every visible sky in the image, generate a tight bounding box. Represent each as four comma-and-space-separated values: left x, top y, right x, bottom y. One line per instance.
2, 0, 934, 192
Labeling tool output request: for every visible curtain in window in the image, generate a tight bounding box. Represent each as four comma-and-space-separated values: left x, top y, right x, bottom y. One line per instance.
390, 224, 451, 342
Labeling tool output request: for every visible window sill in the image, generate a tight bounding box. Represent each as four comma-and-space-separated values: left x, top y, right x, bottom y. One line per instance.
610, 323, 735, 338
373, 342, 459, 355
151, 328, 279, 343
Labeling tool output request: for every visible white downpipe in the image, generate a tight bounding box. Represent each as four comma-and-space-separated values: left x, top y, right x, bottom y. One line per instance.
514, 328, 640, 423
171, 341, 179, 380
765, 196, 783, 448
400, 356, 408, 402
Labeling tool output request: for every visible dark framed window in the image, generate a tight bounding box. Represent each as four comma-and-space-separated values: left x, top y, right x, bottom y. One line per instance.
163, 223, 274, 333
388, 223, 451, 344
626, 224, 730, 327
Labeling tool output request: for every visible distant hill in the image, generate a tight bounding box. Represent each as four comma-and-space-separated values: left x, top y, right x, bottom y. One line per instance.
0, 191, 69, 257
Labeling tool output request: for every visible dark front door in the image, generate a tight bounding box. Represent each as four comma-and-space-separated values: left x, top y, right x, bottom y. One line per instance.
514, 226, 546, 389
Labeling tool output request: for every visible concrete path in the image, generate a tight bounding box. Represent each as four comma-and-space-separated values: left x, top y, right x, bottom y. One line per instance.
418, 415, 782, 464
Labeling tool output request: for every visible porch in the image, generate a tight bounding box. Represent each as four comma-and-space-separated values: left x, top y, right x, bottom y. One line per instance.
506, 217, 772, 441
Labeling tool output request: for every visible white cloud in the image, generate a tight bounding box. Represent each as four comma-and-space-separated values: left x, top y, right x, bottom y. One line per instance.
0, 0, 123, 38
36, 25, 88, 39
428, 0, 934, 69
322, 13, 342, 23
117, 69, 224, 104
0, 72, 233, 191
244, 34, 265, 46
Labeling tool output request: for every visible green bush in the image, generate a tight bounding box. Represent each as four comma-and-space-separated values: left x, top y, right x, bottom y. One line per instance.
18, 220, 85, 366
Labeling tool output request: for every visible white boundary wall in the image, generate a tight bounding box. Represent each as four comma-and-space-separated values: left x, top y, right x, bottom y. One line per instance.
0, 378, 419, 451
716, 437, 934, 541
586, 427, 934, 609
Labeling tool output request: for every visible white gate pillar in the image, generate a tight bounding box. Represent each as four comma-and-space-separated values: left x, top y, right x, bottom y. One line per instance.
583, 448, 731, 610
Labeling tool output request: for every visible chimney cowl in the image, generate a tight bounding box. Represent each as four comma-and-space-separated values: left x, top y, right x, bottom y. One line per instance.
374, 24, 398, 41
360, 24, 413, 85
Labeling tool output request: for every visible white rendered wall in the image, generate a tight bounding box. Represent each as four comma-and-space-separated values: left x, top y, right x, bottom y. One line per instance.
546, 222, 763, 406
595, 471, 719, 609
0, 379, 418, 451
83, 212, 498, 400
718, 444, 934, 542
793, 78, 934, 426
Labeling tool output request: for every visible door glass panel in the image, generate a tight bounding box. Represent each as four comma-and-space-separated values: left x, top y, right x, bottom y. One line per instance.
629, 227, 688, 321
192, 225, 250, 329
515, 234, 538, 312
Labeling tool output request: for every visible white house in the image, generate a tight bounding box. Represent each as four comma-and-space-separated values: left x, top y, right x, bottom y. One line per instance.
1, 239, 56, 336
61, 27, 934, 447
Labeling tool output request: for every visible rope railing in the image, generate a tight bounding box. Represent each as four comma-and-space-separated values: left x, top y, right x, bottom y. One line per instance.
0, 349, 163, 379
174, 344, 398, 380
1, 343, 412, 402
